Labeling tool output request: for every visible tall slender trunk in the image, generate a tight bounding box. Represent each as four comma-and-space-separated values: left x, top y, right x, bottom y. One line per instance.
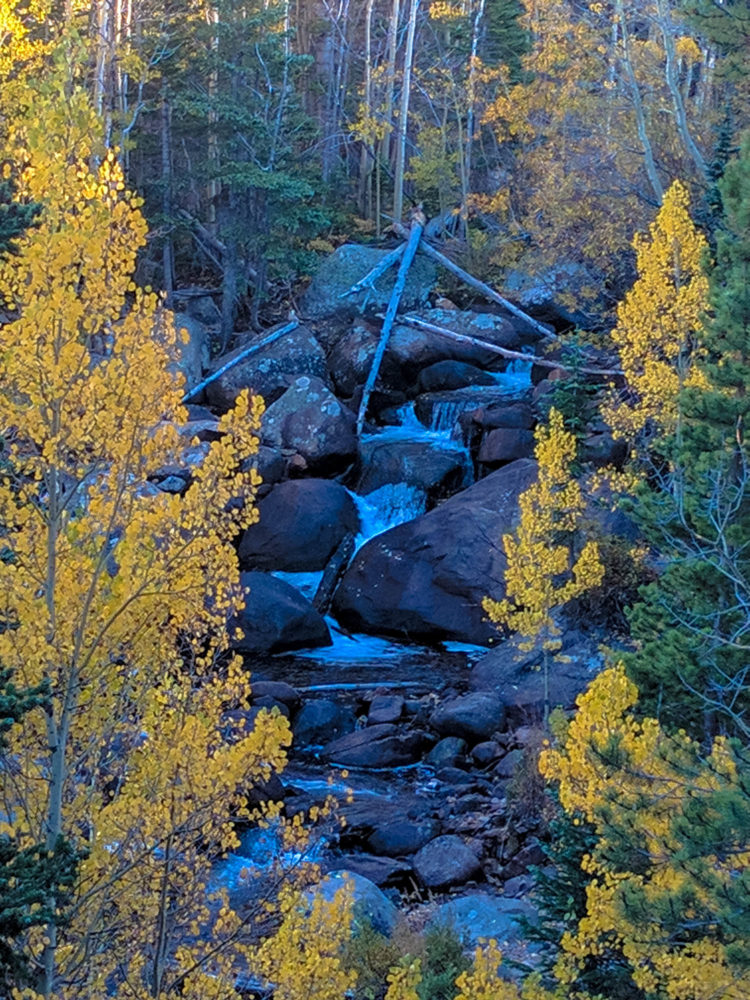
377, 0, 401, 233
461, 0, 485, 239
161, 84, 174, 309
358, 0, 376, 217
615, 0, 664, 203
393, 0, 420, 223
655, 0, 709, 180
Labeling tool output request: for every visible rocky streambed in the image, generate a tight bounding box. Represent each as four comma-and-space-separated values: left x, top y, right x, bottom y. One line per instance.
164, 244, 624, 960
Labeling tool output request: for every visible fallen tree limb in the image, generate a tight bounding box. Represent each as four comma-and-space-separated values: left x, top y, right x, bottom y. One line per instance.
357, 215, 425, 435
393, 221, 558, 344
396, 314, 622, 377
338, 244, 405, 298
181, 317, 299, 403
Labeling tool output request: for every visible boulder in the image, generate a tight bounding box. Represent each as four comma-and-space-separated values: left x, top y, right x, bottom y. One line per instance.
470, 633, 606, 721
205, 325, 329, 411
414, 389, 529, 434
388, 309, 525, 376
242, 445, 286, 492
171, 313, 211, 394
300, 244, 436, 321
328, 321, 400, 399
478, 428, 535, 466
293, 699, 356, 746
426, 892, 536, 947
230, 572, 331, 656
261, 376, 357, 474
413, 835, 482, 891
430, 692, 505, 744
311, 870, 398, 936
250, 680, 301, 713
238, 479, 359, 572
332, 459, 539, 645
425, 737, 468, 770
357, 438, 470, 504
323, 724, 428, 768
367, 818, 441, 857
418, 360, 497, 393
471, 741, 503, 766
461, 401, 535, 433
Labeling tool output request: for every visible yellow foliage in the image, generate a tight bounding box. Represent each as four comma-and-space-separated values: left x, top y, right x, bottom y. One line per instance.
0, 77, 337, 999
540, 665, 750, 1000
384, 959, 422, 1000
603, 179, 710, 441
483, 409, 604, 657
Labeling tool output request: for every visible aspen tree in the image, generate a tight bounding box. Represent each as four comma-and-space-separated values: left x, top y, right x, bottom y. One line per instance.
0, 68, 344, 1000
483, 409, 604, 716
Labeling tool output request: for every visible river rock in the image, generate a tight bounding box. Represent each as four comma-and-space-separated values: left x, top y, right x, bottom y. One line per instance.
430, 692, 505, 744
261, 376, 357, 474
426, 892, 536, 947
367, 818, 442, 857
367, 694, 404, 725
230, 571, 331, 656
300, 244, 436, 321
413, 835, 482, 890
205, 324, 329, 410
331, 854, 413, 888
478, 428, 535, 465
425, 737, 468, 769
293, 699, 356, 746
250, 680, 301, 712
357, 438, 470, 504
462, 400, 535, 432
332, 459, 539, 645
311, 870, 398, 936
418, 360, 497, 393
323, 724, 428, 768
238, 479, 359, 572
328, 321, 402, 399
471, 741, 502, 766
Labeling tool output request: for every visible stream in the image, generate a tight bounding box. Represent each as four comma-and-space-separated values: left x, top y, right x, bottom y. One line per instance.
219, 363, 533, 895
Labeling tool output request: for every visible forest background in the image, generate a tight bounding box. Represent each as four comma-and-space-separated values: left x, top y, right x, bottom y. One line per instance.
1, 1, 750, 999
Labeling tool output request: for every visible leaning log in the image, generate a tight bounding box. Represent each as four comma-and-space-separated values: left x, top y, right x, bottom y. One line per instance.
356, 215, 425, 435
313, 533, 357, 615
393, 222, 558, 344
396, 314, 622, 377
181, 318, 299, 403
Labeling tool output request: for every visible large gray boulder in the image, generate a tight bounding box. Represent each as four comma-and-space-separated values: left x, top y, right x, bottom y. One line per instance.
230, 572, 331, 655
205, 325, 329, 410
332, 459, 539, 645
300, 244, 436, 321
261, 376, 357, 474
238, 479, 359, 572
310, 870, 398, 936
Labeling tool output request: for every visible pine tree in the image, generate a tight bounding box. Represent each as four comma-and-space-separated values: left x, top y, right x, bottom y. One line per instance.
624, 135, 750, 739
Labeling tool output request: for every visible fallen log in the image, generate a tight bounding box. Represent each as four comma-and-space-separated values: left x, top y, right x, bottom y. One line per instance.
181, 317, 299, 403
396, 314, 622, 377
357, 214, 425, 435
338, 244, 405, 299
312, 533, 357, 615
393, 221, 558, 344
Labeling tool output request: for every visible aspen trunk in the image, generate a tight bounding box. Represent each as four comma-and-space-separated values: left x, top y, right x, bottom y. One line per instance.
392, 0, 420, 223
